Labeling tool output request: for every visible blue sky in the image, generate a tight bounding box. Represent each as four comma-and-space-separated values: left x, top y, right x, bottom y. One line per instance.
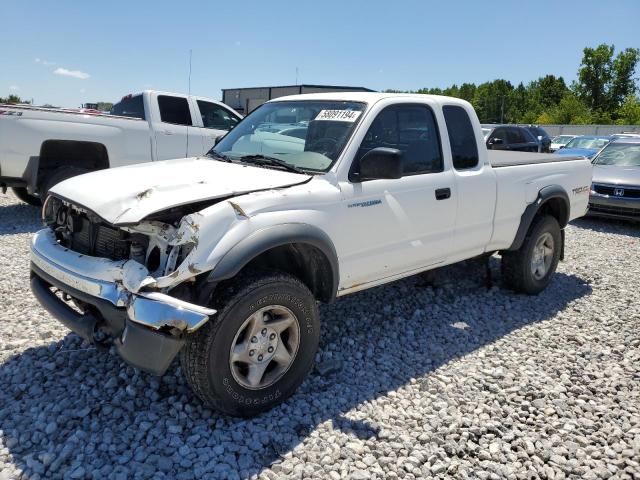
2, 0, 638, 107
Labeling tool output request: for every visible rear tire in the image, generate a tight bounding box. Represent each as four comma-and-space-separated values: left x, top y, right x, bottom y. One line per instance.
41, 166, 88, 197
180, 271, 320, 417
11, 187, 42, 206
501, 215, 561, 295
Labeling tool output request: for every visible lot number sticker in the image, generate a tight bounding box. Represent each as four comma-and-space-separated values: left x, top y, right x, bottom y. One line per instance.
315, 110, 362, 122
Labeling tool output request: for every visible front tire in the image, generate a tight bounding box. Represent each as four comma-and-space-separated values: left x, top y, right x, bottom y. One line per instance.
11, 187, 42, 206
501, 215, 562, 295
180, 271, 320, 417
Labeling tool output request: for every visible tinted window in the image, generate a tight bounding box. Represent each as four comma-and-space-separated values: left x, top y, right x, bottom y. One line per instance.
197, 101, 239, 130
356, 105, 443, 175
443, 105, 479, 169
490, 128, 508, 143
158, 95, 192, 126
507, 128, 525, 144
110, 95, 145, 119
521, 128, 537, 142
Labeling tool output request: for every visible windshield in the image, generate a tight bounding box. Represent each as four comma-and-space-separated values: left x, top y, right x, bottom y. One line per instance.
565, 137, 610, 150
552, 135, 574, 145
210, 100, 367, 172
593, 143, 640, 167
528, 126, 548, 137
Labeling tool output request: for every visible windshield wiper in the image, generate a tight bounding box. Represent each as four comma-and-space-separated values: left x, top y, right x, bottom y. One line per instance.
239, 154, 306, 174
206, 150, 232, 163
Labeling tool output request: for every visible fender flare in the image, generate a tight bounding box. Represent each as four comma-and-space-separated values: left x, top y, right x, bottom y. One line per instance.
507, 185, 570, 251
206, 223, 340, 301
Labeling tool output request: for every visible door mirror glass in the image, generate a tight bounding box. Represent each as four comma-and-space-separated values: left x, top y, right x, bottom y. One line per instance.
489, 137, 504, 145
357, 147, 403, 181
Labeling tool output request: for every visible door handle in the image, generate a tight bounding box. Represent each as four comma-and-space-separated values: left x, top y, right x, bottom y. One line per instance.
435, 188, 451, 200
163, 130, 173, 135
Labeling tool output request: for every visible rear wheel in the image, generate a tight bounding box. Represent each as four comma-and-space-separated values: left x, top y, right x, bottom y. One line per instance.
11, 187, 41, 206
180, 271, 320, 417
40, 166, 88, 197
501, 215, 562, 294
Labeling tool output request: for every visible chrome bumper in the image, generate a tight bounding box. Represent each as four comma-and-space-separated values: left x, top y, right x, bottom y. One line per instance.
30, 229, 215, 333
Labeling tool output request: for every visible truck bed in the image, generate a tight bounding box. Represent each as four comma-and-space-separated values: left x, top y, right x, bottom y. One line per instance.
488, 150, 585, 167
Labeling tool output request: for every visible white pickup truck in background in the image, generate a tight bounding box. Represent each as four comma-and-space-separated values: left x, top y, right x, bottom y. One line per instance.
30, 92, 592, 416
0, 90, 241, 204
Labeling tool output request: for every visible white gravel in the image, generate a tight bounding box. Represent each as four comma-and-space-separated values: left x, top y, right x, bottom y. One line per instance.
0, 190, 639, 480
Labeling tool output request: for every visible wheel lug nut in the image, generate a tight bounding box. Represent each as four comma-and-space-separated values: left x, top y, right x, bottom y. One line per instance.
261, 328, 267, 336
251, 336, 257, 343
258, 354, 263, 361
269, 333, 276, 340
268, 346, 274, 353
249, 350, 255, 357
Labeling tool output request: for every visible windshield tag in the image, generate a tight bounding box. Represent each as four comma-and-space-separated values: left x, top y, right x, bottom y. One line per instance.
314, 110, 362, 122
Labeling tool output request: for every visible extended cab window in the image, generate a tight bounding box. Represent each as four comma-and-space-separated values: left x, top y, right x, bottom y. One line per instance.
158, 95, 192, 126
443, 105, 479, 169
110, 95, 145, 119
197, 101, 239, 130
357, 104, 443, 175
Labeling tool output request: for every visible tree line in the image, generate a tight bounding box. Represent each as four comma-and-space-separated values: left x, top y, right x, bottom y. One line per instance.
387, 44, 640, 125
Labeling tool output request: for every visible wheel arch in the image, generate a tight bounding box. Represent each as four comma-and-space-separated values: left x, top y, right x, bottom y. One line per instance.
35, 140, 110, 190
204, 223, 340, 304
507, 185, 570, 251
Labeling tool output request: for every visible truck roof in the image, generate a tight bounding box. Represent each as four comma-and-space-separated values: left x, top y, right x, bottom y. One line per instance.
270, 91, 471, 106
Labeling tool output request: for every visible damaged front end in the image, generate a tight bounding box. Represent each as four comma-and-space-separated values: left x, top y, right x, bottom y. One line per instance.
30, 196, 217, 375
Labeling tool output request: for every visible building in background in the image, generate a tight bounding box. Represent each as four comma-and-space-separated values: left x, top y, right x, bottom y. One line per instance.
222, 84, 374, 115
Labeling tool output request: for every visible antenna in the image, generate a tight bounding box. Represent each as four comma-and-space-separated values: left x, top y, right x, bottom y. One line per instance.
185, 49, 193, 158
188, 49, 193, 96
295, 67, 299, 86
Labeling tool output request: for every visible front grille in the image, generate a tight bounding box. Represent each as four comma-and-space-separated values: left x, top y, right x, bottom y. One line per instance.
44, 197, 132, 260
588, 203, 640, 218
592, 183, 640, 198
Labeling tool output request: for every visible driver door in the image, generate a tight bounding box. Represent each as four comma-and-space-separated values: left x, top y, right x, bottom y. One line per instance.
337, 104, 457, 290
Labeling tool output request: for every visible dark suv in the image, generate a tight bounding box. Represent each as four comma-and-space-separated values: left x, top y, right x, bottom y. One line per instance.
524, 125, 552, 153
483, 125, 540, 152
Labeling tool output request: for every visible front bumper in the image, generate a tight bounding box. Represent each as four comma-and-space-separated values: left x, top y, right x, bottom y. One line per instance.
588, 192, 640, 221
30, 229, 215, 375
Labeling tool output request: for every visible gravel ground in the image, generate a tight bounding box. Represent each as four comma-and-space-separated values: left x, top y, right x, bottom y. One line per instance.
0, 190, 639, 480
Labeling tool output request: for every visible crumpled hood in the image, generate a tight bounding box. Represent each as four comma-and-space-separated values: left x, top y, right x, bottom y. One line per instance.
593, 164, 640, 186
555, 147, 598, 158
50, 157, 311, 225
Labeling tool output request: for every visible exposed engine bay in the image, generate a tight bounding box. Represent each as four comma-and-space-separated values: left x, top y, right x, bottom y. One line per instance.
42, 195, 200, 284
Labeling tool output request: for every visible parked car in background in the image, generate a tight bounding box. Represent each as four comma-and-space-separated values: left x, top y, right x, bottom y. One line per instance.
524, 125, 552, 153
588, 137, 640, 221
0, 90, 241, 205
555, 135, 611, 159
550, 135, 578, 152
483, 125, 540, 152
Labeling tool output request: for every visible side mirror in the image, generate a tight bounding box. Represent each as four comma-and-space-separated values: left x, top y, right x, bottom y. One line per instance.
355, 147, 403, 181
558, 145, 565, 149
213, 134, 225, 146
488, 137, 503, 146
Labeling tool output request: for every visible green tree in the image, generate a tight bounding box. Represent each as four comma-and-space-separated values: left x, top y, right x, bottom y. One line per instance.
472, 79, 513, 123
547, 93, 592, 124
616, 95, 640, 124
0, 94, 30, 104
576, 44, 640, 113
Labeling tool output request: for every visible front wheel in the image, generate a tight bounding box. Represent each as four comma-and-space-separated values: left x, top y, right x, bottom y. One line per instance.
501, 215, 562, 295
180, 271, 320, 417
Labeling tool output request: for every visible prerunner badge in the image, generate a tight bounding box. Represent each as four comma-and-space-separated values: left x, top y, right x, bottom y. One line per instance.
314, 110, 362, 122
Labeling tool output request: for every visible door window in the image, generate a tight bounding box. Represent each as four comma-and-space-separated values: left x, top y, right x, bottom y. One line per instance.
507, 128, 525, 144
158, 95, 193, 126
356, 104, 443, 175
443, 105, 479, 169
197, 101, 239, 130
490, 128, 508, 143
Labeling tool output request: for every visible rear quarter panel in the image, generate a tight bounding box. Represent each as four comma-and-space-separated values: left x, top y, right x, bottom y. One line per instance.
0, 109, 152, 177
487, 156, 592, 250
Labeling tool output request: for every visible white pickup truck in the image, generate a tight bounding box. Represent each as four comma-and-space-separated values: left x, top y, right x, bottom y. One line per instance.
0, 90, 241, 204
29, 92, 592, 416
